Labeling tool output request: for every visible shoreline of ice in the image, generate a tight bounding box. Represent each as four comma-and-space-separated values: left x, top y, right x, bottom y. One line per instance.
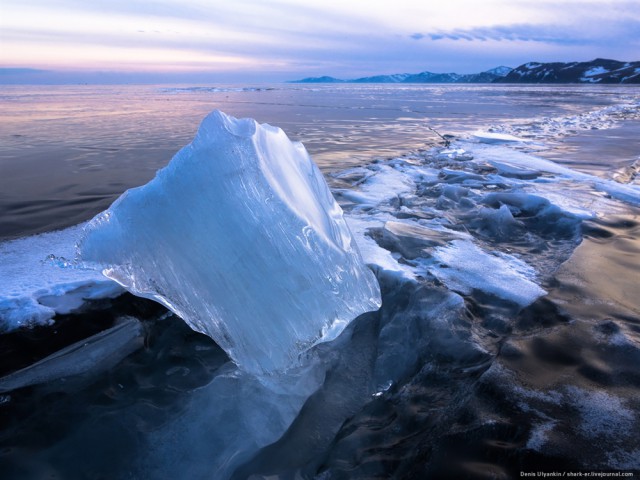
479, 95, 640, 145
1, 94, 639, 478
2, 136, 639, 334
2, 100, 639, 337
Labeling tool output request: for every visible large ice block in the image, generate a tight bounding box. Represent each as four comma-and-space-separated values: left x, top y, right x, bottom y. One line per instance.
78, 111, 381, 374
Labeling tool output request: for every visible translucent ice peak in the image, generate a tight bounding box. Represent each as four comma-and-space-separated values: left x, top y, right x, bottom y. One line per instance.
78, 110, 381, 374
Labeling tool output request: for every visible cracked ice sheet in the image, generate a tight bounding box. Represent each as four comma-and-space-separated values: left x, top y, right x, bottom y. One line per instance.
429, 239, 547, 307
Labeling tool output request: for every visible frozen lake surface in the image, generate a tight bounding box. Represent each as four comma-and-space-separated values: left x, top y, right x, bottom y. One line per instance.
1, 84, 639, 478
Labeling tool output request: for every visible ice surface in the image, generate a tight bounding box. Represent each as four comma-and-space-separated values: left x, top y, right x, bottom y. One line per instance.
78, 110, 381, 374
471, 143, 640, 209
345, 214, 417, 281
0, 225, 123, 332
333, 141, 605, 309
430, 239, 547, 306
483, 97, 640, 142
140, 359, 327, 479
565, 386, 635, 439
335, 164, 415, 207
4, 92, 640, 477
159, 86, 270, 94
472, 131, 529, 144
332, 144, 596, 309
378, 221, 463, 258
0, 317, 143, 393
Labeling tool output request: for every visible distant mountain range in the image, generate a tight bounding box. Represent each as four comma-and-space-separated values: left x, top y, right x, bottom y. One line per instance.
292, 59, 640, 84
292, 66, 512, 84
495, 59, 640, 84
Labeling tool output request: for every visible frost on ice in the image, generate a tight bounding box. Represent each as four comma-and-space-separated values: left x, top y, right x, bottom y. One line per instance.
78, 111, 381, 374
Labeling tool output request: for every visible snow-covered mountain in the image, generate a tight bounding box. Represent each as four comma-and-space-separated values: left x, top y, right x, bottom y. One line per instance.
292, 60, 640, 84
496, 59, 640, 84
352, 73, 413, 83
291, 67, 512, 84
292, 75, 345, 83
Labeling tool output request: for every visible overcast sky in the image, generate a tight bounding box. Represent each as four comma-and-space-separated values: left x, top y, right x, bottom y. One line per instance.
1, 0, 639, 83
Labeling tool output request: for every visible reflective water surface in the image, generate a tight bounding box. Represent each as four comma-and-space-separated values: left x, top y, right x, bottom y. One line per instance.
2, 83, 638, 239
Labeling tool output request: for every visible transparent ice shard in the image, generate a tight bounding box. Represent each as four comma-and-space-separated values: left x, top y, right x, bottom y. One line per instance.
78, 111, 381, 374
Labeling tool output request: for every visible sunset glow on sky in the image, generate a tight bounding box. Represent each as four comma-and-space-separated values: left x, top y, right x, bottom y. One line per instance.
1, 0, 638, 82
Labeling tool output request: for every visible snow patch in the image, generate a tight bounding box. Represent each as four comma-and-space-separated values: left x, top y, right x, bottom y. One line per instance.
0, 225, 123, 332
583, 66, 609, 77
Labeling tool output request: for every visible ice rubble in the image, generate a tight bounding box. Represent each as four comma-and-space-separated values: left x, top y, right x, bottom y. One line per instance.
333, 135, 638, 307
78, 110, 381, 374
481, 97, 640, 142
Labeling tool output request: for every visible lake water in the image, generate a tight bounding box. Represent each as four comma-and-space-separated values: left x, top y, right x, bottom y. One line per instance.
1, 84, 639, 479
3, 84, 637, 240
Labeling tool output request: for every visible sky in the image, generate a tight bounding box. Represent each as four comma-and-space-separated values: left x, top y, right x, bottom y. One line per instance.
1, 0, 639, 83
